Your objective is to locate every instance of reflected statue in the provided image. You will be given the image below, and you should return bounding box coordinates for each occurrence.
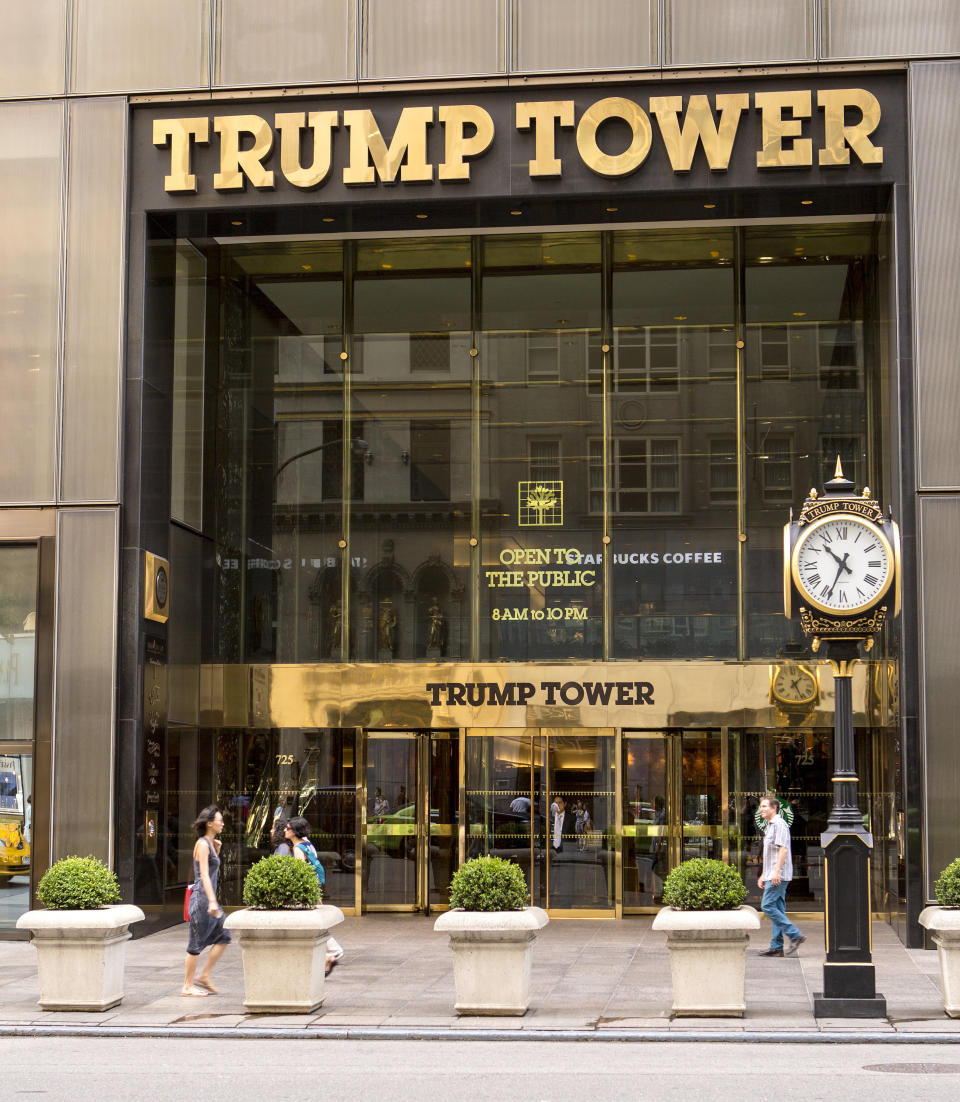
[427,599,446,652]
[327,600,342,656]
[378,598,397,653]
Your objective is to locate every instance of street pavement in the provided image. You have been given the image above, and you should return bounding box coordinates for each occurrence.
[3,1038,960,1102]
[0,913,956,1040]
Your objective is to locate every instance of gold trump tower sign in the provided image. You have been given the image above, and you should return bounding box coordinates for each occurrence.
[153,87,884,194]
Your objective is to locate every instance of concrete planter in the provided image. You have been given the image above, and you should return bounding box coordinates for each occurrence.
[919,906,960,1018]
[223,904,344,1013]
[652,905,761,1017]
[433,907,549,1015]
[16,905,146,1011]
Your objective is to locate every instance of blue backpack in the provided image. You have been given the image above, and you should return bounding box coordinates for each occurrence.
[296,841,325,887]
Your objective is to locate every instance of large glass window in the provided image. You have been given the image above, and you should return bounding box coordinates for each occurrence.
[350,238,472,662]
[610,230,738,659]
[743,223,878,657]
[156,221,882,664]
[480,233,603,660]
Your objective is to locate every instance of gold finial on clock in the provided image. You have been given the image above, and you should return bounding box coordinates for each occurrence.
[834,455,844,479]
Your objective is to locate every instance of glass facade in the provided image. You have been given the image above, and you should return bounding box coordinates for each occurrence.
[159,221,881,666]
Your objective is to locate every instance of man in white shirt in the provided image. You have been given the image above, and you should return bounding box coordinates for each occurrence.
[552,795,575,854]
[757,795,806,957]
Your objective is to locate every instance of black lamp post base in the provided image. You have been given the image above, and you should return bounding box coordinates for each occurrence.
[814,993,887,1018]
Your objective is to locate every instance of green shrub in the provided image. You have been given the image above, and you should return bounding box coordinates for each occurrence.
[934,858,960,907]
[448,856,528,912]
[662,858,747,911]
[242,855,321,909]
[36,856,122,910]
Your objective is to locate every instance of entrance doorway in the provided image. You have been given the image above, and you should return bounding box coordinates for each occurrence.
[621,730,725,910]
[363,730,458,912]
[464,728,616,916]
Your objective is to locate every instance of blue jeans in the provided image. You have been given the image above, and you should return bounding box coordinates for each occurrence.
[761,881,802,950]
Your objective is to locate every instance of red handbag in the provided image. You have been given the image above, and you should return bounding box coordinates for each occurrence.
[183,885,193,921]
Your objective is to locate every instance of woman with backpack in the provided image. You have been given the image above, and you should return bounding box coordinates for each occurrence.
[285,816,345,975]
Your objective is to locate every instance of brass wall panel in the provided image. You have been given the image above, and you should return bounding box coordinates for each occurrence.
[62,97,125,504]
[217,0,355,88]
[0,0,67,99]
[0,101,63,505]
[174,660,874,731]
[53,509,118,862]
[667,0,814,67]
[513,0,657,73]
[911,62,960,490]
[362,0,504,80]
[71,0,209,95]
[824,0,960,60]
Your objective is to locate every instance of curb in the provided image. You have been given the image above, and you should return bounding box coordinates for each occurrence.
[0,1024,958,1044]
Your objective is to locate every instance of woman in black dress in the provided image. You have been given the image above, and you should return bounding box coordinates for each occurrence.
[181,805,231,996]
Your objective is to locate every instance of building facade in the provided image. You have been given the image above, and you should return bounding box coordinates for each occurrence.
[1,2,958,944]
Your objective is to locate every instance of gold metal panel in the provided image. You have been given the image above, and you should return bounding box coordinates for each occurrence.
[179,660,873,730]
[143,552,170,624]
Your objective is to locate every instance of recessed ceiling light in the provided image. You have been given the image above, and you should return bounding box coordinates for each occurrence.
[381,263,392,269]
[709,250,720,259]
[510,209,523,216]
[416,213,428,219]
[673,315,687,321]
[606,206,619,213]
[703,203,716,210]
[792,311,807,317]
[759,256,774,262]
[801,199,813,206]
[322,217,335,223]
[301,264,312,272]
[230,220,243,227]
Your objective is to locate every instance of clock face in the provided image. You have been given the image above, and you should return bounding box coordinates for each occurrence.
[792,515,893,615]
[155,567,168,608]
[773,664,817,705]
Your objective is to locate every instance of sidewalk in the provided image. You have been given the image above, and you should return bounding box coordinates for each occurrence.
[0,915,956,1041]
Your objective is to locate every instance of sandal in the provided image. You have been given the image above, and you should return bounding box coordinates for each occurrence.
[194,977,219,994]
[181,986,209,997]
[325,958,338,976]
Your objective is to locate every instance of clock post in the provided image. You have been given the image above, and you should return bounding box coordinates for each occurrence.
[784,460,900,1018]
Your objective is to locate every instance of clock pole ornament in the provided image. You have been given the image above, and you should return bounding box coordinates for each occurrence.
[783,458,900,1019]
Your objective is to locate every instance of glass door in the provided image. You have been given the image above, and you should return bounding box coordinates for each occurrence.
[545,728,616,915]
[622,730,726,911]
[363,730,458,912]
[622,732,675,909]
[465,728,616,916]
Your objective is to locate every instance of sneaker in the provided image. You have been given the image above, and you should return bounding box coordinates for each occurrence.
[758,947,784,957]
[784,934,806,956]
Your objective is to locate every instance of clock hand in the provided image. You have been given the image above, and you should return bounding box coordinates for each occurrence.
[826,553,852,598]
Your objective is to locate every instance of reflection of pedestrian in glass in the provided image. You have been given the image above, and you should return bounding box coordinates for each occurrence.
[574,799,591,851]
[182,805,231,997]
[373,788,389,818]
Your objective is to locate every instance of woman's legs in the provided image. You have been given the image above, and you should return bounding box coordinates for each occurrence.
[182,952,205,994]
[195,942,227,990]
